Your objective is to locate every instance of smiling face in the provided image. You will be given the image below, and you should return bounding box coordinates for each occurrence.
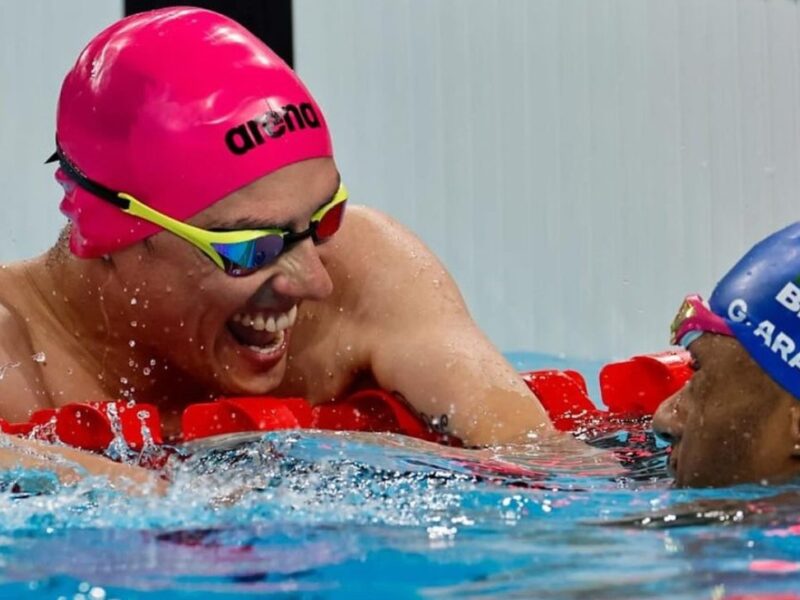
[652,334,800,487]
[107,157,339,396]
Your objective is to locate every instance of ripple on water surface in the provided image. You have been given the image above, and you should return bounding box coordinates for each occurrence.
[0,425,797,599]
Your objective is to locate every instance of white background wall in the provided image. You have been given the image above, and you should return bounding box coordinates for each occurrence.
[0,1,122,260]
[295,0,800,359]
[3,1,800,360]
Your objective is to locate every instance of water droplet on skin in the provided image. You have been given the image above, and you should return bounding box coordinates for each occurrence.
[130,321,138,328]
[129,340,136,348]
[0,361,21,380]
[31,352,46,363]
[120,377,128,385]
[149,359,156,366]
[143,367,151,376]
[130,298,138,305]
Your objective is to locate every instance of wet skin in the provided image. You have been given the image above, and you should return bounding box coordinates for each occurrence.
[652,334,800,487]
[0,159,551,452]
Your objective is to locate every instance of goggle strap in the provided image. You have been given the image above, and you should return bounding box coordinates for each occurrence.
[119,193,226,270]
[50,147,130,210]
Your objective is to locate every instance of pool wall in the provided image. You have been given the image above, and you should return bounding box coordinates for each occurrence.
[294,0,800,360]
[5,0,800,361]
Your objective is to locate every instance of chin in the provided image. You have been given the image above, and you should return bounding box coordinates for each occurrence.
[675,468,741,488]
[214,356,288,397]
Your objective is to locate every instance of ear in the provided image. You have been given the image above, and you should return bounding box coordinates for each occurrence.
[790,404,800,457]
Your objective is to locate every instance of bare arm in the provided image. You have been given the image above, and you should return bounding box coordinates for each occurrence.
[0,305,164,494]
[0,434,166,495]
[342,208,553,446]
[0,304,54,421]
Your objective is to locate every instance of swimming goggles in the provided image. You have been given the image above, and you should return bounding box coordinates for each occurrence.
[670,294,733,348]
[48,148,347,277]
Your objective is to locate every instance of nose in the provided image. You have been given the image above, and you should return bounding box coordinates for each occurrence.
[652,389,686,446]
[268,239,334,301]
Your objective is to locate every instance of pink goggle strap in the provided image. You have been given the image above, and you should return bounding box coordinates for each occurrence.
[670,294,733,348]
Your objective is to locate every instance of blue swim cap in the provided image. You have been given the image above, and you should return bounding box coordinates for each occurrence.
[709,222,800,400]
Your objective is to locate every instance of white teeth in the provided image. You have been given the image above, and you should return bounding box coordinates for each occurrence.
[233,306,298,333]
[246,330,285,354]
[276,313,290,331]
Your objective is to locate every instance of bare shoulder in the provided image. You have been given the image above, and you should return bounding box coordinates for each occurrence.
[337,206,438,260]
[0,301,34,358]
[327,206,468,318]
[0,288,48,417]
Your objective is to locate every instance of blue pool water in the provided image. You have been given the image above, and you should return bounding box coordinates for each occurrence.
[0,353,799,599]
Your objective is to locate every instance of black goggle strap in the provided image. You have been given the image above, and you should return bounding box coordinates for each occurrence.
[46,147,131,211]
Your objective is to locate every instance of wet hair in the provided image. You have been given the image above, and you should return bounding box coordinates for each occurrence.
[45,225,73,269]
[47,223,155,271]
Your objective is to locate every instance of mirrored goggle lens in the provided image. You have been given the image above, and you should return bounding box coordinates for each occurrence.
[315,200,346,240]
[212,234,285,276]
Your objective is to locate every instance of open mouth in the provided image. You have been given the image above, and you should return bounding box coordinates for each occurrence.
[227,305,298,356]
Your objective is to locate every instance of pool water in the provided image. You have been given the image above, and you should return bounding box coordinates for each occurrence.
[0,353,799,599]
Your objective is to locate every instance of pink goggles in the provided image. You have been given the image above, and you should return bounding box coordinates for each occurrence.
[670,294,733,348]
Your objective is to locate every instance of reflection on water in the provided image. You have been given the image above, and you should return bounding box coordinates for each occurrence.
[0,425,797,599]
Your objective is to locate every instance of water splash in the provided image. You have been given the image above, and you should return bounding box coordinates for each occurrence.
[0,431,790,598]
[102,403,135,464]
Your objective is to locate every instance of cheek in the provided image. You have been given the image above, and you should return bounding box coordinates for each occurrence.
[684,402,761,472]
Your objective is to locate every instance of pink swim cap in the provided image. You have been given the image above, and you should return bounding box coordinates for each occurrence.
[54,7,333,258]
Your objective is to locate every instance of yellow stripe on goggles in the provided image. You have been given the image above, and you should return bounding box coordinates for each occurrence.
[50,148,347,277]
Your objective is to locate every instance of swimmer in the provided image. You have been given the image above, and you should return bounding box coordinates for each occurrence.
[654,222,800,487]
[0,8,551,482]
